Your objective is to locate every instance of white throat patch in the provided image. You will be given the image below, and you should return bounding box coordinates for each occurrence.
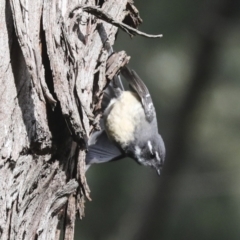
[135,146,144,163]
[135,146,141,156]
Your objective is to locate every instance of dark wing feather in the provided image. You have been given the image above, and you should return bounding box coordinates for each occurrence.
[86,130,124,167]
[102,48,125,110]
[121,66,155,122]
[102,74,124,111]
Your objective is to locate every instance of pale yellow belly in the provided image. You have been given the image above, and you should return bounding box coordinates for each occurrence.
[104,91,144,147]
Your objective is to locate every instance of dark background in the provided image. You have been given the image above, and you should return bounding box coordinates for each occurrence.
[76,0,240,239]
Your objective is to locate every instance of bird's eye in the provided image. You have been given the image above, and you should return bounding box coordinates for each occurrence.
[150,152,155,159]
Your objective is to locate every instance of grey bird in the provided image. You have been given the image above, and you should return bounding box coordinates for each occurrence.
[85,65,165,175]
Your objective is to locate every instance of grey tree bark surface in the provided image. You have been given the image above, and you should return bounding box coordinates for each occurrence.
[0,0,141,239]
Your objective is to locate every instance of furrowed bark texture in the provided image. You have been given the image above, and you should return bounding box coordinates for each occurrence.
[0,0,140,239]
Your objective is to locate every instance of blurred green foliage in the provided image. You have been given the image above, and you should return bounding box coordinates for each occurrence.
[76,0,240,239]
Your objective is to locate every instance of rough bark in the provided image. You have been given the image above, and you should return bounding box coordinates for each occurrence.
[0,0,142,239]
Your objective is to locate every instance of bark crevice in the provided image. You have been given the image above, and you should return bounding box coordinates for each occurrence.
[0,0,152,239]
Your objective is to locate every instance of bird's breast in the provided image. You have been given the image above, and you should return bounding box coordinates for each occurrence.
[104,91,144,148]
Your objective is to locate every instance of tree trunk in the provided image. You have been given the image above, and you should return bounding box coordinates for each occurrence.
[0,0,141,239]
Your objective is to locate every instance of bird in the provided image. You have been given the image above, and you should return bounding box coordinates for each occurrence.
[85,65,165,175]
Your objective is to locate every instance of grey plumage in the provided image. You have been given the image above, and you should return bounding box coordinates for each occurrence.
[85,130,123,170]
[85,65,166,175]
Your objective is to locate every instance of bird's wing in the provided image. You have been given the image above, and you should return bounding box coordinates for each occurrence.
[121,66,155,122]
[102,73,124,109]
[102,44,125,109]
[85,130,124,168]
